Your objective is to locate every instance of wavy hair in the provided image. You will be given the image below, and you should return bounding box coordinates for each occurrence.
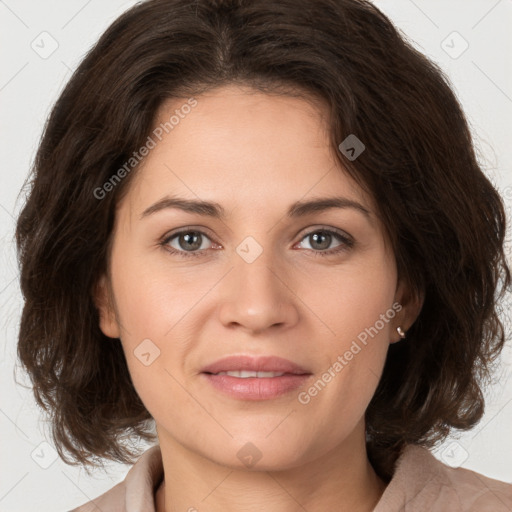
[15,0,511,479]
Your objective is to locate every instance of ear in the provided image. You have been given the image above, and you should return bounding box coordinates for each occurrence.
[390,279,424,343]
[93,274,121,339]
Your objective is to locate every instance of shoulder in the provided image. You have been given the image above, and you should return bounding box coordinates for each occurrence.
[69,444,163,512]
[375,444,512,512]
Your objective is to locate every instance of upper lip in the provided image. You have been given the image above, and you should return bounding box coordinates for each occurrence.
[201,355,311,375]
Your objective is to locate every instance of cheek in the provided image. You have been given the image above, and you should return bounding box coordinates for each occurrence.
[303,259,397,410]
[311,258,397,350]
[109,246,203,340]
[108,252,216,408]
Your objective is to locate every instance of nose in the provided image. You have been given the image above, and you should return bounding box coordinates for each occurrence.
[217,247,300,335]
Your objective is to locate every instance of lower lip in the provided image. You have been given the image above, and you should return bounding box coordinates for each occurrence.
[202,373,312,400]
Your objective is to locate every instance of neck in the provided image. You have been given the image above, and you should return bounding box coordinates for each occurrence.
[155,423,387,512]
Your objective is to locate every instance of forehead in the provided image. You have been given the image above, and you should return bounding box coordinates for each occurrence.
[121,85,374,219]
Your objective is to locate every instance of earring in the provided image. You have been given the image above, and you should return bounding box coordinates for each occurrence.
[396,326,406,339]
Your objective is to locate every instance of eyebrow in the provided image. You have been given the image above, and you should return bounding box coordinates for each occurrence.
[140,195,371,220]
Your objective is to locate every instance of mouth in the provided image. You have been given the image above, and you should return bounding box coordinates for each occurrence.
[200,355,313,400]
[212,370,289,378]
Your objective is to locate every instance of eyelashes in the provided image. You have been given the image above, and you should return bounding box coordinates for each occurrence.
[159,227,355,259]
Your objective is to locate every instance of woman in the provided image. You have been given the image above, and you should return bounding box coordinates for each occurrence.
[15,0,512,510]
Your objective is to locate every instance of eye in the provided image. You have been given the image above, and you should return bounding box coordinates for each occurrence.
[160,227,354,259]
[296,228,354,257]
[161,230,216,258]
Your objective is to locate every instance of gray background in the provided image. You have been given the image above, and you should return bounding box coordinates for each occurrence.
[1,0,511,510]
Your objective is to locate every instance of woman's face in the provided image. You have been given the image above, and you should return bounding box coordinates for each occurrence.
[97,84,416,470]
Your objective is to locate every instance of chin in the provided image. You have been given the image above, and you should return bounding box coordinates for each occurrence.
[201,434,317,472]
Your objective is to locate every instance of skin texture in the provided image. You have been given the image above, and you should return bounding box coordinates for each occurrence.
[95,84,422,511]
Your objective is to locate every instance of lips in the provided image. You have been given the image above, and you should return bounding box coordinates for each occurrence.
[200,355,312,400]
[215,370,286,378]
[201,355,310,376]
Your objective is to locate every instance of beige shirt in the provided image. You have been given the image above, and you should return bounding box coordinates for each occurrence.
[70,444,512,511]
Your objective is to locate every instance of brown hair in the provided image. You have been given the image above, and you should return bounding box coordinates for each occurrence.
[15,0,511,479]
